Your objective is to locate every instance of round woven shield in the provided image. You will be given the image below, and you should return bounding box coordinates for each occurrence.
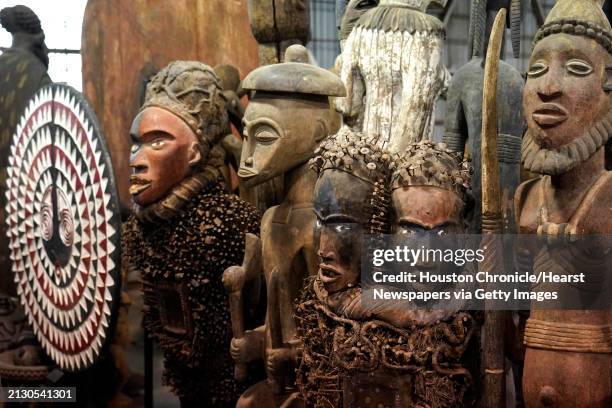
[4,84,121,371]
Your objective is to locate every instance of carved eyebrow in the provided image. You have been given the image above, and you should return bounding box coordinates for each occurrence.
[322,213,359,224]
[139,130,175,142]
[244,117,284,137]
[398,218,456,231]
[313,209,359,224]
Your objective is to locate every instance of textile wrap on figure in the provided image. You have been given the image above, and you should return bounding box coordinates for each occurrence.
[338,3,450,154]
[295,278,479,408]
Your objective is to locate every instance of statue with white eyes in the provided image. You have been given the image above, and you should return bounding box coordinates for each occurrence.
[224,45,344,407]
[515,1,612,406]
[122,61,260,407]
[295,136,479,408]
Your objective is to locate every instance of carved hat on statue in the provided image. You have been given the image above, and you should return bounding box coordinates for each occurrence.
[391,141,472,199]
[242,45,346,97]
[534,0,612,53]
[0,5,48,67]
[141,61,228,160]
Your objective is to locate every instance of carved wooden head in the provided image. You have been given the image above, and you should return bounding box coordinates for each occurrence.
[129,61,227,206]
[238,46,344,187]
[129,107,202,206]
[0,5,48,67]
[311,127,392,293]
[522,0,612,174]
[390,142,471,287]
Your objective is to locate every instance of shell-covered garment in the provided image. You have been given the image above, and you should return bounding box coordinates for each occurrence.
[123,181,260,406]
[338,4,450,154]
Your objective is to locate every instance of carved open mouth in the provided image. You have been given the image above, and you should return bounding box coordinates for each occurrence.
[532,103,568,128]
[129,177,151,196]
[319,264,342,283]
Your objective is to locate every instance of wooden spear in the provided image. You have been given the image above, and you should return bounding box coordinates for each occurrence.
[481,7,507,408]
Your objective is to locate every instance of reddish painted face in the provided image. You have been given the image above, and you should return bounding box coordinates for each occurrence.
[129,107,202,206]
[392,186,464,233]
[523,34,610,149]
[392,186,465,288]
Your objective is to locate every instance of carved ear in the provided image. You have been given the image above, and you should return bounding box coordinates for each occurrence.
[314,119,329,143]
[604,66,612,92]
[188,141,203,167]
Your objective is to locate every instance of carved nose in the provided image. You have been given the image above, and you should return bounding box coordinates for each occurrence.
[537,75,562,101]
[244,157,254,167]
[537,89,562,102]
[317,250,336,264]
[131,164,147,174]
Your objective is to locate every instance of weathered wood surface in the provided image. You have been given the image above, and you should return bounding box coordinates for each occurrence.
[338,2,450,154]
[82,0,259,206]
[248,0,310,64]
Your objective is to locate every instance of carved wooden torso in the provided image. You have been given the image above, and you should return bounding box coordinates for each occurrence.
[262,201,317,346]
[515,173,612,408]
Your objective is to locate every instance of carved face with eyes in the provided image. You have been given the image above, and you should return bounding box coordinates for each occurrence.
[524,34,611,149]
[313,169,375,293]
[392,186,464,235]
[392,186,464,282]
[238,93,333,188]
[129,107,202,206]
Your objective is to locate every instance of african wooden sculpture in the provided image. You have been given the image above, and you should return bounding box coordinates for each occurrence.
[0,295,51,385]
[336,0,380,50]
[215,63,245,171]
[82,0,259,209]
[443,0,524,234]
[515,0,612,406]
[248,0,310,65]
[0,5,51,295]
[122,61,260,407]
[225,45,344,407]
[337,0,450,153]
[296,136,479,407]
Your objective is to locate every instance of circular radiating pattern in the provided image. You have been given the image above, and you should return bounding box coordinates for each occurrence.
[4,84,120,372]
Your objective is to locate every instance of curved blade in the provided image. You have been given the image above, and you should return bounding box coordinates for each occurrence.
[481,8,507,234]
